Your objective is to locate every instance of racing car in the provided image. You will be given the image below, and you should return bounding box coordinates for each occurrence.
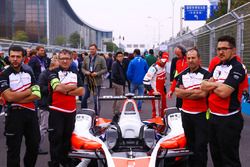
[69,93,192,167]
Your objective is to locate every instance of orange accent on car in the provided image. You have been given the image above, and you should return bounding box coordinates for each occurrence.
[96,117,111,126]
[71,133,102,150]
[145,116,164,125]
[113,157,151,167]
[160,134,186,149]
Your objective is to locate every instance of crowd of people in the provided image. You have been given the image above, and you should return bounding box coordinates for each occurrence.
[0,35,248,167]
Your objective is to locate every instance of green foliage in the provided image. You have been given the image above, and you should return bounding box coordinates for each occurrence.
[231,0,249,9]
[40,37,47,44]
[69,31,81,48]
[55,36,67,46]
[207,0,249,22]
[13,31,28,41]
[105,42,119,52]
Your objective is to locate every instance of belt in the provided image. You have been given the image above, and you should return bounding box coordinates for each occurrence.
[11,106,24,110]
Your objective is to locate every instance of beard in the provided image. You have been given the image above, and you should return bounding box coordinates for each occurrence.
[11,62,22,71]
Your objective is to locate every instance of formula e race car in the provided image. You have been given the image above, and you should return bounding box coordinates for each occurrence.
[69,93,192,167]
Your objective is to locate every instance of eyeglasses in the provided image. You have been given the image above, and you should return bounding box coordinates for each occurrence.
[59,57,71,61]
[217,47,232,52]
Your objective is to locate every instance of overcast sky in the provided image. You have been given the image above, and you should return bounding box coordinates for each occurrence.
[68,0,211,48]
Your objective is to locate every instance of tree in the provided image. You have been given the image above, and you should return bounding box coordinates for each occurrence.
[55,36,67,46]
[207,0,249,22]
[40,37,47,44]
[69,31,81,48]
[13,30,28,41]
[105,42,119,52]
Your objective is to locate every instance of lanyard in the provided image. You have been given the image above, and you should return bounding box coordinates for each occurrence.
[89,55,96,72]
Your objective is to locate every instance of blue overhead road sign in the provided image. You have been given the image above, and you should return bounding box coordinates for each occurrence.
[210,5,218,18]
[184,5,207,21]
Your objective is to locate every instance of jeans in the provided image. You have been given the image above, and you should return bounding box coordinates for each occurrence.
[38,108,49,150]
[81,84,101,115]
[112,83,124,114]
[130,83,144,110]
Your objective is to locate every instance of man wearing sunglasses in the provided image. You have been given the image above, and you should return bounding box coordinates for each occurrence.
[201,35,245,167]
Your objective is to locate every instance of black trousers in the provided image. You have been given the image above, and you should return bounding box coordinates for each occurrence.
[209,112,243,167]
[181,111,208,167]
[176,97,182,109]
[48,110,76,167]
[5,108,40,167]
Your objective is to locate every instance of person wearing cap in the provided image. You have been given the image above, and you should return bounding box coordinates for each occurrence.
[143,52,169,118]
[175,48,210,167]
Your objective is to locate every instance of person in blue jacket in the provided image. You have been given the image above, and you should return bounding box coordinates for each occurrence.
[126,49,148,111]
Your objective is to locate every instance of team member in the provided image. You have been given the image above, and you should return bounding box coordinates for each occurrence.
[81,44,107,115]
[201,36,245,167]
[167,45,188,109]
[209,54,249,93]
[0,45,41,167]
[47,49,84,167]
[143,52,169,118]
[175,48,210,167]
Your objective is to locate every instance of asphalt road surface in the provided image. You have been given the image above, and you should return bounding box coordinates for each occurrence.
[0,80,250,167]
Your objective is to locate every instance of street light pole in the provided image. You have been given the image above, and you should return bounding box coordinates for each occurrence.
[46,0,50,45]
[158,20,160,45]
[79,26,82,49]
[227,0,231,12]
[147,16,161,45]
[180,7,183,36]
[119,35,121,49]
[171,0,176,38]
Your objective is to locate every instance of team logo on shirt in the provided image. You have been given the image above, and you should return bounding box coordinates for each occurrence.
[232,71,243,80]
[58,71,77,85]
[9,72,31,91]
[182,72,204,90]
[213,65,232,83]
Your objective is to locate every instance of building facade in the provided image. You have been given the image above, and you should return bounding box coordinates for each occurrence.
[0,0,112,49]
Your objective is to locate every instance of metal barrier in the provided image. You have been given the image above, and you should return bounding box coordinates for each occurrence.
[0,38,91,58]
[167,2,250,73]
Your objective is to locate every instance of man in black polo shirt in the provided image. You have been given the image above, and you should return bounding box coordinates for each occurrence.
[175,48,210,167]
[201,36,245,167]
[0,45,41,167]
[47,49,84,167]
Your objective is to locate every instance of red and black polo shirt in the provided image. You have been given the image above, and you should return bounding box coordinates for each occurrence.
[0,64,37,111]
[209,57,245,116]
[177,66,210,113]
[48,67,83,113]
